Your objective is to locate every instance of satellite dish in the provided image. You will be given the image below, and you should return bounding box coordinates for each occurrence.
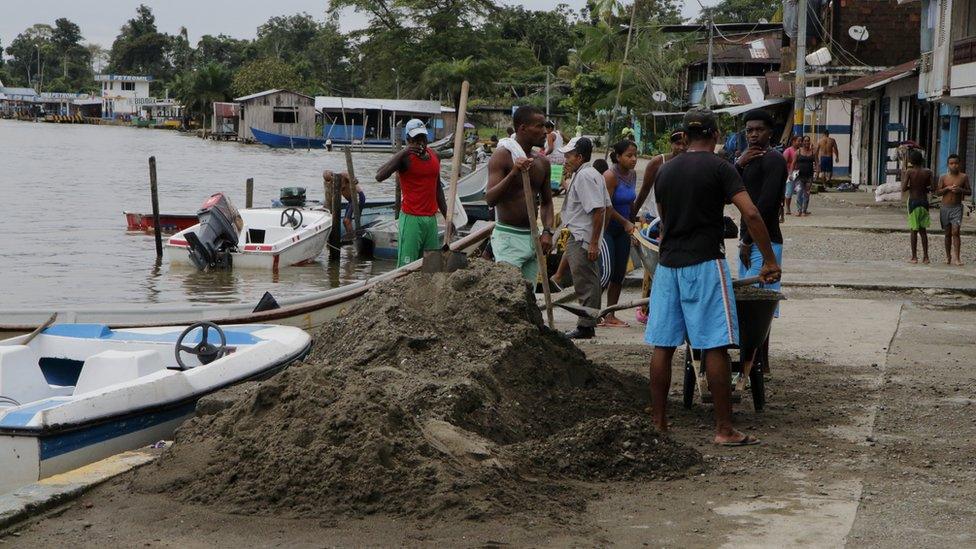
[652,91,667,102]
[848,25,869,42]
[759,18,769,24]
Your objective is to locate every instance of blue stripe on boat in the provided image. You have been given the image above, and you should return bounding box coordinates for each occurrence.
[43,324,266,345]
[0,398,72,428]
[39,402,196,460]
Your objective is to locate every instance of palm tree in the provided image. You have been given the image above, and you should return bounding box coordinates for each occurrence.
[418,57,496,109]
[176,63,233,128]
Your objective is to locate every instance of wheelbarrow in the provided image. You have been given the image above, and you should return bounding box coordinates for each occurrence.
[682,285,784,412]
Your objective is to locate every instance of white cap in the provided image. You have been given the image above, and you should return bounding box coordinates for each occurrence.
[558,136,582,154]
[405,118,428,138]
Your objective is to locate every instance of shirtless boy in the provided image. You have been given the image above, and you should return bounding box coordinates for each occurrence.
[936,154,971,266]
[900,150,934,264]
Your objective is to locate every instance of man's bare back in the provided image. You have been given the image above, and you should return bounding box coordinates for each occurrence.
[902,167,934,201]
[817,136,837,159]
[938,172,971,206]
[486,146,552,228]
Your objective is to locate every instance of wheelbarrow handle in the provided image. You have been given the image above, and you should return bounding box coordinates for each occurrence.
[732,276,762,287]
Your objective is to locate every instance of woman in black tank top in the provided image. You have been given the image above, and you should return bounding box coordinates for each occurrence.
[795,136,816,216]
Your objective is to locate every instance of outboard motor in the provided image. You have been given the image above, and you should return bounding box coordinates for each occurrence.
[184,193,242,271]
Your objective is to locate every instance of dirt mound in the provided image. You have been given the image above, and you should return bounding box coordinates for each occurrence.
[514,415,703,481]
[133,260,701,519]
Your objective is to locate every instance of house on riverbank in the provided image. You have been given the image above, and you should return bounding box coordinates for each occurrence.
[97,74,152,120]
[235,89,315,142]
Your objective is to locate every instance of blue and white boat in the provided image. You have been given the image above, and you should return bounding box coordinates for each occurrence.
[0,322,311,495]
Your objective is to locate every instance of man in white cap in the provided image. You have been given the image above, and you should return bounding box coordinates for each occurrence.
[559,136,611,339]
[376,118,448,267]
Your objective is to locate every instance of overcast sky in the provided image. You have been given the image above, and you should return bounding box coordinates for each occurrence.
[0,0,717,51]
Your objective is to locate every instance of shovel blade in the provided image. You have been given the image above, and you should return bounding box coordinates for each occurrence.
[421,248,468,273]
[555,302,601,320]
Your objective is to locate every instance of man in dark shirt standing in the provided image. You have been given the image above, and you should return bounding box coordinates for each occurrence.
[645,108,781,446]
[734,109,787,392]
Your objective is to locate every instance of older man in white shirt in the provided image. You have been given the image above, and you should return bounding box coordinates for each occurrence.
[558,136,612,339]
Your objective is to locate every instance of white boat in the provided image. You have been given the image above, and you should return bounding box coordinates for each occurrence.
[164,206,331,270]
[363,189,470,260]
[0,322,311,495]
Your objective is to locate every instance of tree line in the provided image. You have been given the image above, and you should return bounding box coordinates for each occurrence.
[0,0,779,131]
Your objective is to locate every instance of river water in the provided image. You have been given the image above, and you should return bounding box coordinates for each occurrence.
[0,119,399,309]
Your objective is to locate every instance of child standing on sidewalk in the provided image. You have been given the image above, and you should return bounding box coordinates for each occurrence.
[937,154,971,266]
[901,149,934,264]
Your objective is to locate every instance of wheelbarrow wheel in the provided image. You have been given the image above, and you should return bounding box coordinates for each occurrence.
[750,367,765,412]
[683,347,696,409]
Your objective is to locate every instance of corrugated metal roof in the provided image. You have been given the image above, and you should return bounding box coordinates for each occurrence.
[822,60,918,97]
[0,87,39,98]
[714,97,791,116]
[315,96,443,115]
[234,89,313,102]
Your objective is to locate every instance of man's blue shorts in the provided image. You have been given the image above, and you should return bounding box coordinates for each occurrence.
[819,156,833,173]
[738,242,783,317]
[644,259,739,349]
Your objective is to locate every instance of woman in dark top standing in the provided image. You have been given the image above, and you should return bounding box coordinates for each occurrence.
[600,140,637,327]
[794,135,816,216]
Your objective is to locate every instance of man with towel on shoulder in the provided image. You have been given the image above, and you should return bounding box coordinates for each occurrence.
[485,105,555,283]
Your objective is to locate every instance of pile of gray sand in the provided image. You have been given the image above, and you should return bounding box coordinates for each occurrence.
[132,260,702,519]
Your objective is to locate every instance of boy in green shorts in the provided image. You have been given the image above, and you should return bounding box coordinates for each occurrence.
[901,149,934,264]
[375,119,448,267]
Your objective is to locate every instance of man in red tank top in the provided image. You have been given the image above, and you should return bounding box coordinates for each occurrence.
[376,119,448,266]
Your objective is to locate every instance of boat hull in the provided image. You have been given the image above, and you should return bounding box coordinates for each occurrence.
[124,211,197,234]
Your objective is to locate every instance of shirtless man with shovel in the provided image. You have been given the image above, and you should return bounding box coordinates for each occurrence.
[485,106,555,284]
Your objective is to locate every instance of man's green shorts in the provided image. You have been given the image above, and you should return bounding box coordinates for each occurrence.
[491,222,538,282]
[907,205,930,231]
[397,213,440,267]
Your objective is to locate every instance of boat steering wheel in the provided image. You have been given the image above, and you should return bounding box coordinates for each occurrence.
[281,208,303,229]
[175,322,227,370]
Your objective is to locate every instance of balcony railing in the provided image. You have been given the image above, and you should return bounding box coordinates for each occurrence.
[954,36,976,65]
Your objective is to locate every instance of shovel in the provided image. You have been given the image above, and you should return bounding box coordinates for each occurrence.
[555,276,762,321]
[422,81,470,273]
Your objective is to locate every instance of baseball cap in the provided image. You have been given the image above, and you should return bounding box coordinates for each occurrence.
[558,136,593,156]
[405,118,428,138]
[669,130,685,143]
[683,107,718,134]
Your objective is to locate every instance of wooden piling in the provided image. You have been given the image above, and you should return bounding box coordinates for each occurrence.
[343,146,361,237]
[245,178,254,208]
[148,156,162,258]
[393,122,402,219]
[326,173,341,261]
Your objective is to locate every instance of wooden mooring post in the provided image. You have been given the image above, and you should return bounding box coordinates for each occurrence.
[148,156,163,258]
[325,173,341,261]
[245,178,254,208]
[343,146,361,240]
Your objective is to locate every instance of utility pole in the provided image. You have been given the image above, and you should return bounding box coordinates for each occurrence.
[704,19,715,108]
[793,0,808,136]
[606,0,639,158]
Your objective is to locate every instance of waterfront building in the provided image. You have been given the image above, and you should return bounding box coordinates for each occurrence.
[96,74,152,119]
[235,89,316,142]
[0,85,40,116]
[314,96,449,143]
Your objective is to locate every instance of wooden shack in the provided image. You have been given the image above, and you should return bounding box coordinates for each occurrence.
[235,89,315,142]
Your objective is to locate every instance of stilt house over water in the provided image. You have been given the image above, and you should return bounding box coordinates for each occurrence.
[235,89,316,142]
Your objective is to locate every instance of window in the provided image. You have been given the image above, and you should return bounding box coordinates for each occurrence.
[121,82,135,91]
[273,107,298,124]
